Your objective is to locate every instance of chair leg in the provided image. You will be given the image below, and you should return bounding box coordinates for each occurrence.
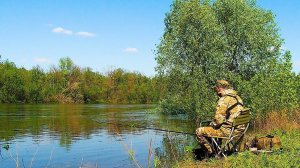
[211,138,221,151]
[225,135,245,154]
[211,138,227,158]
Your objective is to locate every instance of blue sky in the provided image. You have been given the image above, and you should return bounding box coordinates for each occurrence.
[0,0,299,76]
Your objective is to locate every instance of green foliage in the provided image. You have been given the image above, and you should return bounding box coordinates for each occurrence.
[184,145,194,152]
[59,57,74,75]
[156,0,226,118]
[154,156,161,168]
[28,66,45,103]
[238,51,298,118]
[296,73,300,104]
[81,67,106,103]
[0,60,26,103]
[0,57,162,104]
[155,0,298,120]
[128,149,134,161]
[104,68,160,104]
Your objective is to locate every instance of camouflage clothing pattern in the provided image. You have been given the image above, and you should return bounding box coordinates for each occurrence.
[196,88,245,154]
[215,79,230,88]
[214,89,244,128]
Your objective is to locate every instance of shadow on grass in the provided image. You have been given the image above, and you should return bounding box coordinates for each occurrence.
[192,148,213,161]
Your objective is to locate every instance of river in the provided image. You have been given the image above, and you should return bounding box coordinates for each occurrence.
[0,104,197,168]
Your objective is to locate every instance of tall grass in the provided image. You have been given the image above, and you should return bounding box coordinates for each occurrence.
[254,111,300,133]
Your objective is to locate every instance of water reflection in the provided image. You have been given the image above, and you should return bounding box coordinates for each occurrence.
[0,104,197,167]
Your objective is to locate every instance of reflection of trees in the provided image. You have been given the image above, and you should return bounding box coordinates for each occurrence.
[0,104,155,148]
[60,132,72,150]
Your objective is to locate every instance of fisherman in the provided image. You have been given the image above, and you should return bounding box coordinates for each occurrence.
[196,80,245,155]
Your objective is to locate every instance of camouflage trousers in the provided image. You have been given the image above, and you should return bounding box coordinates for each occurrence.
[195,126,230,154]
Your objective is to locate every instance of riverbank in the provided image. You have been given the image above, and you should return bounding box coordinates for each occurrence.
[176,111,300,168]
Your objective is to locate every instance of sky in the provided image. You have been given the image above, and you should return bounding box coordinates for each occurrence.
[0,0,299,76]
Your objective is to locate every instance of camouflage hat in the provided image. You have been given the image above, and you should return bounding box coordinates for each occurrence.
[215,80,230,88]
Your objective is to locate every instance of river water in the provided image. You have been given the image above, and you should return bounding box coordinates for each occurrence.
[0,104,197,168]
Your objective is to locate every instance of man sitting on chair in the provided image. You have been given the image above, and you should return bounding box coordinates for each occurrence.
[196,80,245,155]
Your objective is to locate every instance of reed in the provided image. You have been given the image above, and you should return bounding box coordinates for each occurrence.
[112,124,142,168]
[253,110,300,133]
[147,139,153,168]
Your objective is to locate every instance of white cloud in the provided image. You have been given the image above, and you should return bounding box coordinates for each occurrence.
[51,26,95,37]
[123,47,138,53]
[52,27,73,35]
[76,31,95,37]
[34,57,50,63]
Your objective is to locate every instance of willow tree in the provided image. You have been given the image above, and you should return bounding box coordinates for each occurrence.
[156,0,296,119]
[156,0,228,119]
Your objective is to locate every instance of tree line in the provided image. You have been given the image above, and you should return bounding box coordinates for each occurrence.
[0,56,165,104]
[155,0,300,120]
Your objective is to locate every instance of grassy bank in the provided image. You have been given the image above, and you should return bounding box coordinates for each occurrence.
[176,111,300,168]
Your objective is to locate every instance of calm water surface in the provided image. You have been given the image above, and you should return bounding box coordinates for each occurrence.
[0,104,196,168]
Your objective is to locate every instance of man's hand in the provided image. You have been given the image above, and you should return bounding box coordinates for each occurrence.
[210,121,221,129]
[209,121,216,127]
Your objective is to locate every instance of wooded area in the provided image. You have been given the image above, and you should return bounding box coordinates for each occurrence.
[0,56,165,104]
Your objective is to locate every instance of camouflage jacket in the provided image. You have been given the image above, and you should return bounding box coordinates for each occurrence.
[213,89,244,128]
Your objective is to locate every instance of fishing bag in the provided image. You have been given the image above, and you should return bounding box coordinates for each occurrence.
[252,135,282,151]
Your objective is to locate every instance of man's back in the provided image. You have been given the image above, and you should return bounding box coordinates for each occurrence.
[196,80,245,155]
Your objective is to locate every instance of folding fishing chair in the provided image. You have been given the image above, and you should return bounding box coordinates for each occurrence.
[209,108,251,157]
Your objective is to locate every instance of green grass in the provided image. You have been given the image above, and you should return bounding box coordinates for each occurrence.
[177,130,300,168]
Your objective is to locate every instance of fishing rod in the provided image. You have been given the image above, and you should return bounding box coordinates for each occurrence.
[91,118,198,135]
[89,114,215,136]
[141,127,196,135]
[141,120,213,135]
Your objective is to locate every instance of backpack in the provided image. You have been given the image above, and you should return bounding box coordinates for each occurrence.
[252,135,282,151]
